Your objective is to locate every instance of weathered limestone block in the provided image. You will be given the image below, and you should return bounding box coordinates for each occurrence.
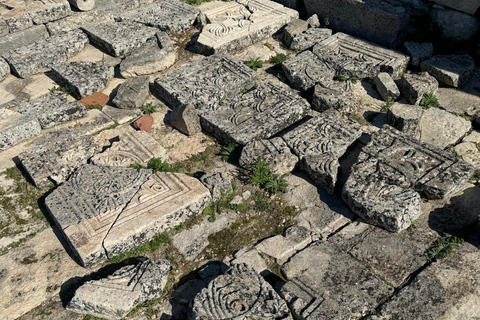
[46,10,115,35]
[67,258,170,319]
[397,72,438,105]
[289,27,332,51]
[101,106,141,125]
[402,41,433,67]
[117,0,200,33]
[3,29,89,78]
[421,54,476,88]
[199,81,310,145]
[374,72,400,102]
[18,130,100,187]
[282,109,362,194]
[430,8,479,42]
[306,14,320,27]
[91,131,168,167]
[283,19,308,47]
[0,0,70,30]
[386,102,423,136]
[170,104,202,136]
[77,110,116,136]
[239,138,298,176]
[0,24,49,56]
[189,263,293,320]
[431,0,480,15]
[52,61,114,99]
[0,15,9,36]
[153,54,256,110]
[0,109,41,151]
[112,76,150,109]
[312,32,409,79]
[0,57,9,82]
[68,0,95,11]
[455,142,480,170]
[199,171,232,202]
[311,81,359,113]
[296,204,354,240]
[11,91,87,129]
[81,21,158,57]
[280,241,393,319]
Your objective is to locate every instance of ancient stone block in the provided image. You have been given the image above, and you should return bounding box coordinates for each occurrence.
[77,110,116,136]
[374,72,400,102]
[0,109,41,151]
[79,92,110,109]
[18,130,100,187]
[311,81,359,113]
[0,15,8,36]
[306,14,320,27]
[52,61,114,100]
[81,21,158,57]
[199,81,310,145]
[68,0,95,11]
[283,19,308,47]
[153,54,256,110]
[199,171,232,202]
[101,106,141,125]
[386,102,423,136]
[397,72,438,105]
[46,10,115,35]
[312,32,409,79]
[420,54,476,88]
[11,91,87,129]
[431,0,480,15]
[91,130,168,167]
[170,104,202,136]
[296,204,354,240]
[0,25,49,56]
[430,8,479,42]
[112,76,150,109]
[282,109,362,194]
[0,58,9,82]
[67,258,170,319]
[289,27,332,51]
[0,0,70,30]
[402,41,433,67]
[189,263,293,320]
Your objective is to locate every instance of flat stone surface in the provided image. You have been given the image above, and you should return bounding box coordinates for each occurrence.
[279,241,393,320]
[430,8,479,42]
[374,72,400,102]
[79,92,110,109]
[3,29,89,78]
[46,8,115,35]
[12,91,87,129]
[101,106,141,125]
[18,130,100,187]
[67,258,170,319]
[386,101,423,136]
[133,114,154,132]
[0,15,8,36]
[0,24,49,56]
[0,109,41,151]
[311,81,359,113]
[199,171,232,202]
[402,41,433,67]
[397,72,438,105]
[0,0,70,28]
[290,27,332,51]
[52,61,114,99]
[112,76,149,109]
[296,204,354,240]
[76,110,116,135]
[420,54,476,88]
[189,263,293,320]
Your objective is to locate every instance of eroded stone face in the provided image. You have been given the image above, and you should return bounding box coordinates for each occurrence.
[420,54,476,88]
[290,27,332,51]
[0,109,41,151]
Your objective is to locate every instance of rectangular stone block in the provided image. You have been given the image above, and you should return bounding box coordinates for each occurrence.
[0,109,41,151]
[0,24,49,56]
[0,15,9,36]
[431,0,480,15]
[46,10,115,35]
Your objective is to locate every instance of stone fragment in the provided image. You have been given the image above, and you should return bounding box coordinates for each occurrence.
[421,54,476,88]
[0,57,9,82]
[199,81,310,145]
[52,62,114,100]
[0,109,41,151]
[189,263,293,320]
[283,19,308,47]
[282,109,362,194]
[239,138,298,176]
[431,0,480,15]
[117,0,200,33]
[430,8,479,42]
[0,25,49,56]
[0,15,8,36]
[91,130,168,167]
[79,92,110,109]
[112,76,150,109]
[133,114,154,132]
[153,54,256,110]
[3,29,89,78]
[402,41,433,67]
[101,106,141,125]
[374,72,400,101]
[67,258,170,319]
[306,14,320,27]
[1,0,70,30]
[311,81,359,113]
[386,101,423,136]
[455,142,480,170]
[280,241,393,319]
[397,72,438,105]
[296,204,354,240]
[231,249,268,275]
[18,130,100,187]
[68,0,95,11]
[289,27,332,51]
[170,104,202,136]
[199,171,232,202]
[77,110,116,136]
[11,91,87,129]
[46,9,114,35]
[313,32,410,78]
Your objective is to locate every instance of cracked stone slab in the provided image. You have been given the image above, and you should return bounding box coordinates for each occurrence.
[312,32,409,79]
[420,54,476,88]
[397,72,438,105]
[374,72,400,102]
[0,109,41,151]
[0,24,49,56]
[282,109,362,194]
[18,130,100,187]
[52,61,114,99]
[290,27,332,51]
[112,76,150,109]
[76,110,116,136]
[189,263,293,320]
[46,9,115,35]
[311,81,359,113]
[3,29,89,78]
[67,258,170,319]
[296,204,354,240]
[11,91,87,129]
[101,106,142,125]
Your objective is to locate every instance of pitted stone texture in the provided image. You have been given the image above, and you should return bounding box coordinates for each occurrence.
[431,0,480,15]
[283,19,308,47]
[281,50,335,91]
[194,0,298,54]
[199,171,232,202]
[343,125,474,232]
[153,54,256,110]
[117,0,200,33]
[52,61,114,99]
[421,54,476,88]
[3,29,89,78]
[397,72,438,105]
[402,41,433,67]
[67,258,170,319]
[239,138,298,176]
[91,131,168,167]
[170,104,202,136]
[0,109,41,151]
[283,109,362,194]
[11,91,87,129]
[68,0,95,11]
[311,81,359,113]
[200,81,310,145]
[101,106,141,125]
[77,110,116,136]
[0,15,8,36]
[386,102,423,136]
[289,27,332,51]
[0,57,9,82]
[296,204,354,240]
[430,8,479,42]
[189,263,293,320]
[312,32,409,79]
[306,14,320,27]
[280,241,393,320]
[46,9,114,35]
[374,72,400,102]
[18,130,100,187]
[112,76,149,109]
[81,21,158,57]
[0,25,49,56]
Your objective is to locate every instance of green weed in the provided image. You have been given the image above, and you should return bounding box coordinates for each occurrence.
[264,175,288,194]
[381,100,394,112]
[244,58,263,71]
[269,53,288,65]
[140,102,162,114]
[419,92,439,109]
[250,158,272,187]
[426,233,464,260]
[48,86,71,96]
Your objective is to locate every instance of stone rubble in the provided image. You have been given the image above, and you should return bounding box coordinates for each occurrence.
[402,41,433,67]
[374,72,400,102]
[421,54,476,87]
[283,19,308,47]
[0,57,9,82]
[170,103,203,136]
[0,24,49,56]
[112,76,150,109]
[289,27,332,51]
[397,72,438,105]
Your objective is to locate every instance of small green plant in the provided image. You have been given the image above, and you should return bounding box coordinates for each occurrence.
[244,57,263,71]
[147,157,177,172]
[264,175,288,195]
[335,75,358,84]
[264,42,273,50]
[220,143,239,163]
[48,86,71,96]
[250,158,272,187]
[270,53,288,65]
[408,220,419,232]
[426,233,464,260]
[419,92,439,109]
[140,102,161,114]
[381,100,394,112]
[324,17,330,27]
[202,184,245,223]
[130,163,146,171]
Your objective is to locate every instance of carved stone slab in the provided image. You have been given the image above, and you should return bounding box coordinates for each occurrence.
[0,109,41,151]
[343,125,474,232]
[189,263,293,320]
[91,131,169,167]
[282,109,362,194]
[312,32,409,79]
[153,54,257,110]
[199,81,310,145]
[311,81,359,114]
[290,27,332,51]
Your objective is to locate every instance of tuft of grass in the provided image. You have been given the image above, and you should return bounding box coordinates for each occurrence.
[202,184,245,223]
[324,17,330,27]
[244,57,263,71]
[140,102,162,114]
[220,143,240,163]
[381,100,394,112]
[419,92,439,109]
[264,42,273,50]
[426,233,464,261]
[264,175,288,195]
[129,163,146,171]
[48,86,71,96]
[407,220,419,232]
[335,75,359,84]
[108,231,172,264]
[270,53,288,65]
[147,157,178,173]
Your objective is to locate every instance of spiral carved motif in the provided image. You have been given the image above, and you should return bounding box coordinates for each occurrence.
[209,24,233,37]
